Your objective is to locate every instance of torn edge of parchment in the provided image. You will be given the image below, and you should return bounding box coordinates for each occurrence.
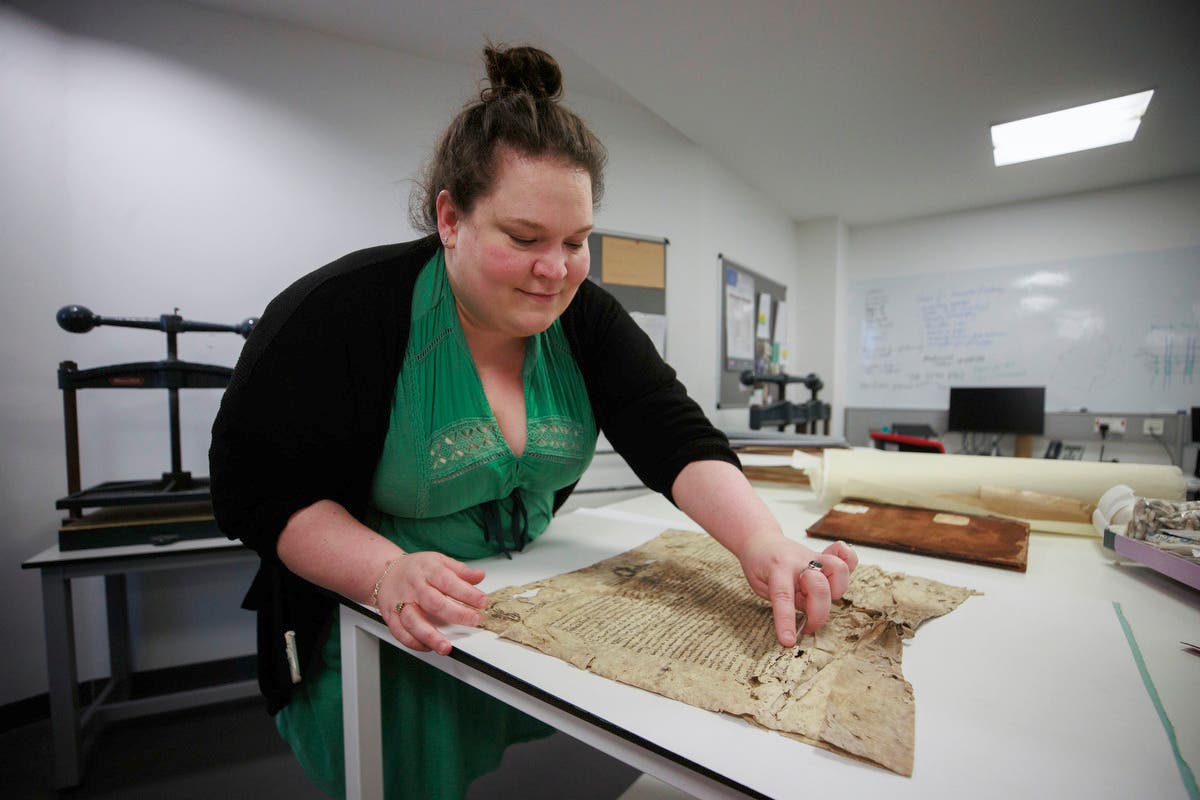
[481,529,980,776]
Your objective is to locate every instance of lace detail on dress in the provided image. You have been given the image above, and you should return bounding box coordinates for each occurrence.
[427,415,589,483]
[524,416,588,461]
[428,419,507,483]
[411,327,452,363]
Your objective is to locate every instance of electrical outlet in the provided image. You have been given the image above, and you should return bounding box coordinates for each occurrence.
[1143,418,1164,435]
[1093,416,1126,434]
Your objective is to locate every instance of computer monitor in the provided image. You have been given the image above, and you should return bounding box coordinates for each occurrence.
[947,386,1045,435]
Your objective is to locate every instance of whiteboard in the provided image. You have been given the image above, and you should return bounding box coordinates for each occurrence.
[846,246,1200,412]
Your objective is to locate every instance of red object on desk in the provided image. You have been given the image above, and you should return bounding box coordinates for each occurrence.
[869,431,945,454]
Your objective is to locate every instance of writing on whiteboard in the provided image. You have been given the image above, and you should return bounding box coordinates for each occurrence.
[1142,322,1198,389]
[859,285,1026,396]
[847,247,1200,411]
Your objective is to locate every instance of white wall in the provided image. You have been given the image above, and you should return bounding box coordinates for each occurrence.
[0,0,811,705]
[842,175,1200,461]
[793,217,846,432]
[563,92,812,431]
[847,175,1200,279]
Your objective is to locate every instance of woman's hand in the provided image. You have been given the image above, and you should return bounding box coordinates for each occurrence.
[276,501,489,656]
[736,535,858,647]
[378,552,489,656]
[670,460,861,647]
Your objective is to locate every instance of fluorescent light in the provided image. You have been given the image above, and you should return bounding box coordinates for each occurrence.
[991,90,1153,166]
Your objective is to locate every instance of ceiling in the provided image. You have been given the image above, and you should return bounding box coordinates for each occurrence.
[189,0,1200,226]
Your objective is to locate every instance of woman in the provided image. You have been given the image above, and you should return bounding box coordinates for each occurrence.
[210,44,856,799]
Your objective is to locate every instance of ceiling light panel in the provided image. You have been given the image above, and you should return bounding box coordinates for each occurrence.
[992,90,1154,166]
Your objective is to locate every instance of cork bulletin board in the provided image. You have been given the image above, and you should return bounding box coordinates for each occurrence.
[587,231,668,357]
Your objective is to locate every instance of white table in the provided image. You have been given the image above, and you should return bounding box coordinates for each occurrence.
[340,486,1200,799]
[23,537,258,788]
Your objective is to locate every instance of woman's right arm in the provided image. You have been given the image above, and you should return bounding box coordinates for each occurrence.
[277,499,488,655]
[210,241,478,656]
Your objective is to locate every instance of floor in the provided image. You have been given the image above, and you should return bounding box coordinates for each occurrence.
[0,696,643,799]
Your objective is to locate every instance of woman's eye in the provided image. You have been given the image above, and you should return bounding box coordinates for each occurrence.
[509,235,535,246]
[565,241,584,251]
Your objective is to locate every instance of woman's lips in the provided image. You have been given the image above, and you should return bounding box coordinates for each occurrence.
[517,288,558,302]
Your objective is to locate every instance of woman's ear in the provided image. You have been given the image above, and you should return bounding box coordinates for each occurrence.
[435,190,459,249]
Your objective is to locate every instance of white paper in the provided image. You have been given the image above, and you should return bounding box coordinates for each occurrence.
[756,292,773,339]
[791,449,823,472]
[629,311,667,358]
[773,300,787,346]
[725,275,756,362]
[736,453,797,468]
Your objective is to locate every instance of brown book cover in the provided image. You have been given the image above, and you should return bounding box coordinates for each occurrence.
[807,499,1029,572]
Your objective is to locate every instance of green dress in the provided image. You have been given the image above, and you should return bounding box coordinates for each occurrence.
[275,250,597,798]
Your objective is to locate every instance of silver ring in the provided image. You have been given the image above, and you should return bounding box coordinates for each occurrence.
[807,560,823,571]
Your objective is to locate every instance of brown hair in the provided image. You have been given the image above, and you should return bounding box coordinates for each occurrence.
[411,44,607,234]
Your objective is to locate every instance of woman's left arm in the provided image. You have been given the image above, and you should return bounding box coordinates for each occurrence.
[671,459,858,647]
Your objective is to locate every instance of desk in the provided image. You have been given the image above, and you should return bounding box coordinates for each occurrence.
[340,488,1199,799]
[22,537,258,788]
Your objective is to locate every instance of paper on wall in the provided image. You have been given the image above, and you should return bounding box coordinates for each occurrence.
[725,273,755,362]
[629,311,667,358]
[773,300,788,367]
[756,292,773,339]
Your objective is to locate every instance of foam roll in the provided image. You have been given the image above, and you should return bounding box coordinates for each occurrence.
[810,449,1185,509]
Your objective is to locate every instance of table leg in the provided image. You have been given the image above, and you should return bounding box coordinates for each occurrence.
[105,574,132,697]
[341,606,383,800]
[41,566,82,788]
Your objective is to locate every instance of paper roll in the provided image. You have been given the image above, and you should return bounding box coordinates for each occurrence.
[806,449,1185,536]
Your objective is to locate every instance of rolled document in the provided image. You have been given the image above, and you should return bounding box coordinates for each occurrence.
[806,449,1185,536]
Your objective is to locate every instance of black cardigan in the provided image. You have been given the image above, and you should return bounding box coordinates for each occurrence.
[209,234,738,713]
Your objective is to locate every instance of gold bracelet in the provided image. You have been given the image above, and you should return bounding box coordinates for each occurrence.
[369,556,402,608]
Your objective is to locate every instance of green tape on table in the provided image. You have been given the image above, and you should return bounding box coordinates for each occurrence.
[1113,601,1198,799]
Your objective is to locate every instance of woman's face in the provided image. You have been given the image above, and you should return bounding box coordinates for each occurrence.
[439,148,593,342]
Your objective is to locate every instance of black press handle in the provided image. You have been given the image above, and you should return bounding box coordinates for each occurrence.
[57,305,257,339]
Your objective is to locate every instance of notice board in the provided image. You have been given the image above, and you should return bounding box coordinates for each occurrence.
[587,231,668,358]
[718,255,788,408]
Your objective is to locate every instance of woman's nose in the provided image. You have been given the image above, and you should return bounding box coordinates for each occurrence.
[532,251,568,281]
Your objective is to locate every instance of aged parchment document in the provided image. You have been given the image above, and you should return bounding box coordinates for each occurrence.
[480,530,978,775]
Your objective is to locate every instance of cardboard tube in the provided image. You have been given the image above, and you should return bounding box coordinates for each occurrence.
[807,449,1185,536]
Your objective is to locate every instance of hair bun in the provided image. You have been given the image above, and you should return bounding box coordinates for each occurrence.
[483,44,563,101]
